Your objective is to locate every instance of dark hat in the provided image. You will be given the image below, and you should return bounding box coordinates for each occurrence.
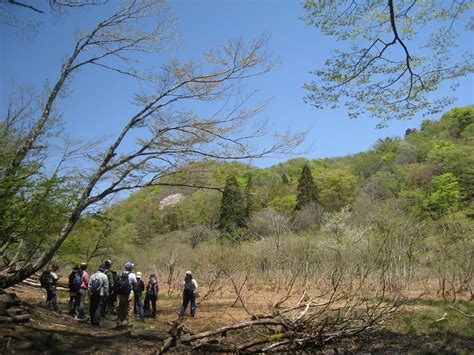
[99,264,106,272]
[104,259,112,267]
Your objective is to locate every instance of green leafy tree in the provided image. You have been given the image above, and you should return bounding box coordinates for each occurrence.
[425,173,462,218]
[268,194,297,212]
[174,190,221,229]
[295,164,318,210]
[303,0,473,123]
[374,138,401,168]
[1,114,78,276]
[439,106,474,139]
[351,150,384,179]
[317,168,358,210]
[428,141,471,175]
[57,213,113,265]
[219,175,246,231]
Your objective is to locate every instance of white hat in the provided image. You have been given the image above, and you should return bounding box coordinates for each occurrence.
[136,271,142,278]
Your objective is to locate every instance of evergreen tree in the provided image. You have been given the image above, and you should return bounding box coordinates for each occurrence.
[219,175,245,231]
[295,164,318,210]
[281,173,290,185]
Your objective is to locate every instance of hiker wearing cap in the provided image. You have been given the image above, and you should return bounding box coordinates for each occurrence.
[116,262,137,327]
[75,263,89,319]
[178,271,198,317]
[88,264,109,327]
[144,274,159,318]
[133,271,145,320]
[101,259,115,317]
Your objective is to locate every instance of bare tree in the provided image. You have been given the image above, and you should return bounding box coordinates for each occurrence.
[248,210,293,257]
[5,0,106,14]
[159,256,400,353]
[156,217,403,353]
[0,1,303,288]
[1,0,107,34]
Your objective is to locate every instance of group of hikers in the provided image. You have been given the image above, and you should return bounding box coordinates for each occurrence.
[40,261,198,328]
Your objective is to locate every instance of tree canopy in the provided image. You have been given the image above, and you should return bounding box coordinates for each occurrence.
[303,0,473,123]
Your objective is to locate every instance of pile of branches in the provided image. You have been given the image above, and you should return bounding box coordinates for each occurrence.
[160,271,401,353]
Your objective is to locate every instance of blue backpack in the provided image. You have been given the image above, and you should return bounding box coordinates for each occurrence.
[70,271,82,291]
[89,275,102,295]
[115,272,131,295]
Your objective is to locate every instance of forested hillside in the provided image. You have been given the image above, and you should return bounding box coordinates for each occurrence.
[58,106,473,302]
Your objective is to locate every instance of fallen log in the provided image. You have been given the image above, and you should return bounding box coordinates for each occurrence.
[130,330,169,341]
[6,307,23,317]
[160,336,175,354]
[0,293,21,308]
[0,314,30,323]
[21,278,68,291]
[26,321,130,338]
[180,318,282,343]
[26,320,170,342]
[192,338,235,352]
[237,338,274,352]
[0,292,23,317]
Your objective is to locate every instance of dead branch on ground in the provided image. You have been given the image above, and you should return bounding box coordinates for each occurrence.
[160,272,400,353]
[447,304,474,319]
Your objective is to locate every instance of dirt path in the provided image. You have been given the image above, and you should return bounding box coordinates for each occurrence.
[0,283,257,353]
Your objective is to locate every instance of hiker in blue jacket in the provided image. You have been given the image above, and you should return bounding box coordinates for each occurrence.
[68,265,81,316]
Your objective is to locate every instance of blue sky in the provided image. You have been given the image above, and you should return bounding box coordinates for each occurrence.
[1,0,473,168]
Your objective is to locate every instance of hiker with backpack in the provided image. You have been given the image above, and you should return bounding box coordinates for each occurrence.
[101,259,115,317]
[108,269,118,315]
[116,262,137,328]
[88,264,109,327]
[133,271,145,320]
[68,265,82,316]
[40,265,60,312]
[178,271,198,317]
[144,274,159,318]
[75,262,89,319]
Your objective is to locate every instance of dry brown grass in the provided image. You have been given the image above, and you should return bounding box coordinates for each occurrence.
[1,280,472,353]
